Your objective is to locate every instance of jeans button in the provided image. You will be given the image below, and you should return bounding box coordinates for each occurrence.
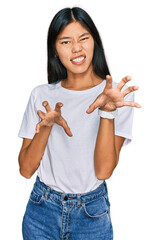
[64,196,68,200]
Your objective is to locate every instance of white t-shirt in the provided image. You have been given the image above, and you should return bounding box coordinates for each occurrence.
[18,79,134,194]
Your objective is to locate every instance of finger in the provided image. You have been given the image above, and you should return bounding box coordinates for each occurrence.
[86,101,101,114]
[55,102,63,112]
[105,75,112,89]
[36,122,40,133]
[42,101,52,112]
[86,94,102,113]
[117,76,132,90]
[123,101,142,108]
[37,110,45,120]
[36,120,45,133]
[62,119,73,137]
[122,85,139,97]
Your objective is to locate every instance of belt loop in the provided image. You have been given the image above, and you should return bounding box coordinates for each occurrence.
[104,181,108,194]
[77,194,81,207]
[44,186,51,200]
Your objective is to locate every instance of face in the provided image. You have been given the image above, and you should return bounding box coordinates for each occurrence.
[55,21,94,75]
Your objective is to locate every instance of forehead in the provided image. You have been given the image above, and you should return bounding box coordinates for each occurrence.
[57,21,89,38]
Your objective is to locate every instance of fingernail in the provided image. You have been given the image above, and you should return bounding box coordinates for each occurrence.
[138,104,142,108]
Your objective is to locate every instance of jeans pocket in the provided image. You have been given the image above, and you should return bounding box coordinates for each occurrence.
[82,195,109,218]
[29,185,45,205]
[103,193,113,225]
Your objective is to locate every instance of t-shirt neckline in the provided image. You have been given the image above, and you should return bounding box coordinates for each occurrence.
[58,79,106,95]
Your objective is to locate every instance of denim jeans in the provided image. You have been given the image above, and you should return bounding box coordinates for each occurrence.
[22,176,113,240]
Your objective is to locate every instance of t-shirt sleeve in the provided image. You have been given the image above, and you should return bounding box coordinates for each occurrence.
[18,88,39,139]
[114,91,135,147]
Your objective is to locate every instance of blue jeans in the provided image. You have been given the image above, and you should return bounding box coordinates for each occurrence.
[22,176,113,240]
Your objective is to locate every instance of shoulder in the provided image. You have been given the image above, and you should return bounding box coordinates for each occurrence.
[30,82,59,98]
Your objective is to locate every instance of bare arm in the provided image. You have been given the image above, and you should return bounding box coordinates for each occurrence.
[94,117,125,180]
[86,75,141,180]
[18,101,73,179]
[18,125,53,178]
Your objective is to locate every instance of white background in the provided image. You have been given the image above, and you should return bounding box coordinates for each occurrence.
[0,0,158,239]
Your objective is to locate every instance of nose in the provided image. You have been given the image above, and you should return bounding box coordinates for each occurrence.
[72,42,82,53]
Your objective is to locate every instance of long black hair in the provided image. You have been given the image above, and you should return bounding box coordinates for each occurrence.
[47,7,111,84]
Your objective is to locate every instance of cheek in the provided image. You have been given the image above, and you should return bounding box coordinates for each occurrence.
[85,41,94,58]
[58,50,71,68]
[58,48,70,61]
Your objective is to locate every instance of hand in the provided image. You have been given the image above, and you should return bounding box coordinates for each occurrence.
[36,101,73,137]
[86,75,142,113]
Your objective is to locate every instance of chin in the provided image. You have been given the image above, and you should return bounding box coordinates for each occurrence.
[68,65,92,75]
[70,70,89,75]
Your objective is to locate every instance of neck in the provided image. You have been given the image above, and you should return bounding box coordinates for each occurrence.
[62,67,103,90]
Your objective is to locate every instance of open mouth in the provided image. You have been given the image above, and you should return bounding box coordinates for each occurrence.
[71,56,86,65]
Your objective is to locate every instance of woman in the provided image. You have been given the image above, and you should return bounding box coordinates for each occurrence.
[18,7,141,240]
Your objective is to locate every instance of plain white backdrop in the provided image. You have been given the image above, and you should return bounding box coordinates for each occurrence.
[0,0,158,239]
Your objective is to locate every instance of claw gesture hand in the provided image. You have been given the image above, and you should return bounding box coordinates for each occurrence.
[86,75,141,113]
[36,101,73,137]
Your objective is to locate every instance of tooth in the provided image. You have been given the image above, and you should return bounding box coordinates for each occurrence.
[72,57,85,62]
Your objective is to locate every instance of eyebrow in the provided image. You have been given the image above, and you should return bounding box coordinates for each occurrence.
[58,32,90,40]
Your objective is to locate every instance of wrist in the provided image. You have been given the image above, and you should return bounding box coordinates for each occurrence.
[98,108,118,119]
[99,106,117,112]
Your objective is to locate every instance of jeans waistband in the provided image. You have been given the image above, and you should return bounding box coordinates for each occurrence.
[34,175,108,204]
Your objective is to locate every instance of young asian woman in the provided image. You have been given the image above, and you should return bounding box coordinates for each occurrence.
[18,7,141,240]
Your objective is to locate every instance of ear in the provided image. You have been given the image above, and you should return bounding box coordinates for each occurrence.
[55,50,59,58]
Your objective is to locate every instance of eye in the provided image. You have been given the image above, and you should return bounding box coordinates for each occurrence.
[80,37,89,41]
[61,41,70,45]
